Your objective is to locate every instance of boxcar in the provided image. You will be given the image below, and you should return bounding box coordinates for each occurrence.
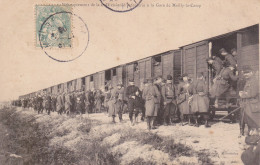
[181,24,259,116]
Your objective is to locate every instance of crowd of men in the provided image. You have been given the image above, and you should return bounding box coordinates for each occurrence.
[11,47,260,163]
[12,48,259,131]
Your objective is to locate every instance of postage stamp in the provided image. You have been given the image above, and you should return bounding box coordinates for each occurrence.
[35,5,73,48]
[35,5,89,62]
[100,0,143,12]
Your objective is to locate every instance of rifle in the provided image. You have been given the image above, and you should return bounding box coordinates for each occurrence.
[218,106,241,121]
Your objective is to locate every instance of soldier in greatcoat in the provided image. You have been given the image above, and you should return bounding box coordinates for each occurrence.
[231,48,238,63]
[206,56,223,77]
[239,66,260,135]
[56,92,65,115]
[126,79,140,125]
[116,83,125,122]
[153,76,164,126]
[51,95,57,112]
[76,90,85,114]
[213,65,238,108]
[161,75,177,126]
[219,48,237,67]
[45,94,52,115]
[108,85,117,122]
[65,92,72,115]
[36,94,43,114]
[94,89,103,113]
[177,73,193,126]
[104,85,112,114]
[190,72,210,127]
[142,78,161,130]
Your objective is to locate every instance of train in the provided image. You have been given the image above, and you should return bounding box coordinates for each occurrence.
[18,24,259,117]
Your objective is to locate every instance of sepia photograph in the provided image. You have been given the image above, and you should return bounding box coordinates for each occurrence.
[0,0,259,164]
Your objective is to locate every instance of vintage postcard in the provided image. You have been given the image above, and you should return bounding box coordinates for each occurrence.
[0,0,260,164]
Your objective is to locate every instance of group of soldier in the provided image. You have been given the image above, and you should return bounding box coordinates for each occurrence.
[12,47,259,132]
[14,89,106,116]
[11,47,260,164]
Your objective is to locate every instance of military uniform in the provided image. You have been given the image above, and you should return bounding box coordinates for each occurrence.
[161,77,176,125]
[224,54,237,67]
[76,92,85,114]
[177,81,192,120]
[240,74,260,129]
[126,82,140,122]
[45,95,52,115]
[190,77,210,127]
[65,93,72,114]
[213,67,238,97]
[36,96,43,114]
[51,96,57,112]
[56,94,64,115]
[142,80,161,129]
[94,90,103,113]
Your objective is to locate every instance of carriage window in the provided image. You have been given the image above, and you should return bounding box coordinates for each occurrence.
[82,78,85,85]
[134,62,139,72]
[113,68,117,76]
[153,56,161,66]
[90,75,94,82]
[105,70,111,80]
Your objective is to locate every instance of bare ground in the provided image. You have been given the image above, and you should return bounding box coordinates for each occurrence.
[0,107,246,165]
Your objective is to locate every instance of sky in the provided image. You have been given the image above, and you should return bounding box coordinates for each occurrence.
[0,0,259,101]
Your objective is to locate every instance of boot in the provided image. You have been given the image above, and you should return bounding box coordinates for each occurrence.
[163,119,168,126]
[151,117,156,129]
[112,116,116,123]
[195,119,199,127]
[147,117,151,130]
[204,120,210,128]
[188,117,193,126]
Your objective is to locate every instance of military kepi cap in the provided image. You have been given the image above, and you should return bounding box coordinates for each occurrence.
[219,48,227,53]
[129,79,134,82]
[167,75,173,80]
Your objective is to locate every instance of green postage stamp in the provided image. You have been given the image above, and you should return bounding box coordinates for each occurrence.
[35,5,73,48]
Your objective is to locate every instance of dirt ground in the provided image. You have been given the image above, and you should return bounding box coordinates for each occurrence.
[0,107,246,165]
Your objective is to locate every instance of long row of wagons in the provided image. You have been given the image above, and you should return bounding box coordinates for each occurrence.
[19,24,259,114]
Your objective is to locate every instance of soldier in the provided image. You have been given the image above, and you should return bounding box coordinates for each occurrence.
[76,90,85,114]
[108,85,118,123]
[94,89,103,113]
[126,79,140,125]
[116,83,125,122]
[153,76,164,126]
[89,89,95,113]
[71,91,76,114]
[206,56,223,77]
[142,78,161,130]
[36,94,43,114]
[45,94,52,115]
[104,85,112,114]
[213,65,238,108]
[56,92,64,115]
[161,75,177,126]
[190,72,210,127]
[177,73,193,126]
[219,48,237,67]
[33,97,37,111]
[64,92,72,115]
[51,95,57,112]
[230,48,238,63]
[239,66,260,136]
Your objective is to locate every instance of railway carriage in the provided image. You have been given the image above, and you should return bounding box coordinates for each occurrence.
[19,24,259,120]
